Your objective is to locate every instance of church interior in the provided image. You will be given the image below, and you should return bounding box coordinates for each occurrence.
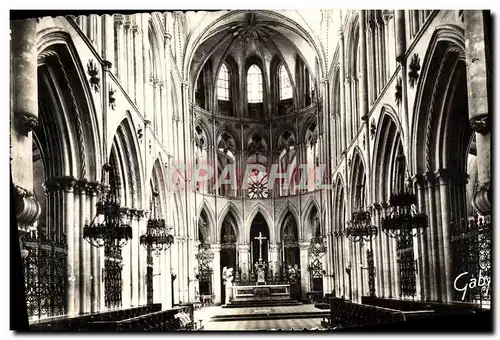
[10,9,492,331]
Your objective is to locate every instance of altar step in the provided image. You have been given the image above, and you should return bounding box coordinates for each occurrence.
[222,300,302,308]
[210,304,330,322]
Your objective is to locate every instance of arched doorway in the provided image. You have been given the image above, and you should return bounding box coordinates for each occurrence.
[220,213,237,303]
[281,211,301,300]
[250,212,270,266]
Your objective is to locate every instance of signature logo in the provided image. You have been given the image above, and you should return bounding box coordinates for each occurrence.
[453,270,490,301]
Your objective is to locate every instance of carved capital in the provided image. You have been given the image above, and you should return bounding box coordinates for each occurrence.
[14,185,41,230]
[410,173,425,190]
[211,243,221,252]
[299,242,310,250]
[14,112,38,136]
[472,181,491,216]
[469,115,490,135]
[103,60,112,71]
[371,202,382,212]
[86,181,101,195]
[74,178,89,194]
[423,171,436,187]
[135,209,145,219]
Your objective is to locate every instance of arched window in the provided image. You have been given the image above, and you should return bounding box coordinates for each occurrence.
[217,63,230,101]
[247,65,263,103]
[279,64,292,100]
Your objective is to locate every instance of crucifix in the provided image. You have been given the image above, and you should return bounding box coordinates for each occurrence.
[255,232,267,262]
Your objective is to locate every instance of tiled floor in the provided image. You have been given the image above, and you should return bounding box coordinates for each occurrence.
[201,317,325,331]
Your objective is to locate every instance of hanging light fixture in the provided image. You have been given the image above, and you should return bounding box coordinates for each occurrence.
[83,163,132,248]
[140,190,174,255]
[382,187,428,239]
[345,209,378,243]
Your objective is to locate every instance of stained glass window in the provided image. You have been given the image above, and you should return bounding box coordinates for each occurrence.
[279,64,292,100]
[247,65,263,103]
[217,63,230,100]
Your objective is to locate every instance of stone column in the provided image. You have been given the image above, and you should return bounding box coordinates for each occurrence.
[76,179,93,314]
[212,244,222,304]
[394,10,406,63]
[114,15,125,83]
[435,169,453,302]
[137,210,147,305]
[358,10,369,122]
[464,10,491,216]
[381,202,392,298]
[88,182,100,313]
[11,18,41,241]
[238,243,250,281]
[101,14,115,75]
[338,29,347,153]
[344,79,352,141]
[132,24,141,108]
[413,174,429,300]
[423,172,438,301]
[299,242,310,300]
[129,209,139,306]
[270,242,280,278]
[383,11,395,78]
[120,208,132,308]
[60,178,77,316]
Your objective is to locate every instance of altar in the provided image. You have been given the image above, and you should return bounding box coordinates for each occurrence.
[230,284,291,302]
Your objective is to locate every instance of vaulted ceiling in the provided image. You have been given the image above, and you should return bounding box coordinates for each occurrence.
[187,11,326,95]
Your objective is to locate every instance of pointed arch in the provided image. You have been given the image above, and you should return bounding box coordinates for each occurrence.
[411,24,466,175]
[350,146,367,211]
[196,200,216,243]
[217,202,243,243]
[276,201,300,231]
[372,111,405,203]
[149,156,167,217]
[36,30,101,181]
[109,116,145,209]
[302,195,321,239]
[245,203,274,243]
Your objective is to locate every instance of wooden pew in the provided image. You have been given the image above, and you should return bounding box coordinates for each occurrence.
[322,297,404,329]
[28,304,162,331]
[89,304,202,331]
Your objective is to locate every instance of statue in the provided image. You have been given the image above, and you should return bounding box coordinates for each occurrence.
[222,267,234,304]
[255,261,266,285]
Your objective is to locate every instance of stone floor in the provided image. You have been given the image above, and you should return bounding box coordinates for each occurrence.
[201,317,325,331]
[194,304,327,331]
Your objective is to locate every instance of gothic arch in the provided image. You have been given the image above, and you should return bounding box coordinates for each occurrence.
[302,196,321,239]
[245,203,275,243]
[372,109,405,203]
[194,117,213,149]
[36,30,101,181]
[109,117,145,209]
[349,146,367,210]
[217,202,244,243]
[411,25,466,175]
[196,200,216,243]
[276,201,300,230]
[150,156,167,216]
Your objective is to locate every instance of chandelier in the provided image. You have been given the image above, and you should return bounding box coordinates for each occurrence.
[345,209,378,243]
[140,190,174,255]
[83,164,132,248]
[382,190,428,238]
